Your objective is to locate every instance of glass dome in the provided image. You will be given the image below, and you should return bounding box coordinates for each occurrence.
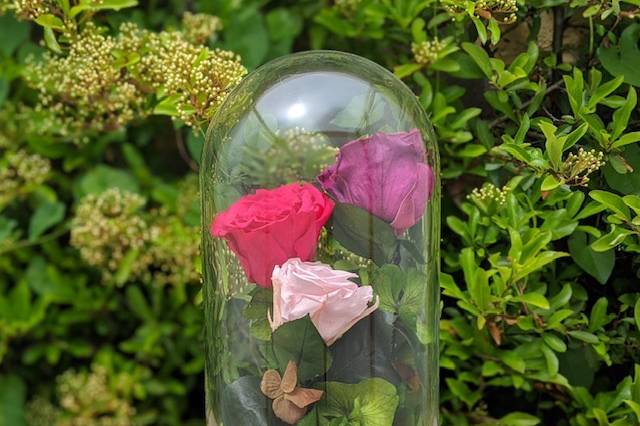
[201,51,440,426]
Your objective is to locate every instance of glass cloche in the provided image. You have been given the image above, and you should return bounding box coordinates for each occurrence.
[201,51,440,426]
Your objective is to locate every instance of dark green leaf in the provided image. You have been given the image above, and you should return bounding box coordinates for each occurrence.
[327,310,400,385]
[74,165,139,198]
[604,145,640,194]
[329,203,398,265]
[598,23,640,87]
[220,376,285,426]
[0,375,26,426]
[0,14,29,57]
[568,231,615,284]
[272,316,331,381]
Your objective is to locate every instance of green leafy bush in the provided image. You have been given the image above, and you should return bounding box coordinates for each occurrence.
[1,0,640,425]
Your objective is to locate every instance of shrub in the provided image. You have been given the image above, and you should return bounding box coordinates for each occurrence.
[1,0,640,425]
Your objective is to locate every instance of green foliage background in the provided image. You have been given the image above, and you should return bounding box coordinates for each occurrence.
[2,0,640,424]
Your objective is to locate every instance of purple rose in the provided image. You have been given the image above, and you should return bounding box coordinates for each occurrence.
[318,129,434,233]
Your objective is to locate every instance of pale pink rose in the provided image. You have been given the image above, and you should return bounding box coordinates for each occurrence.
[269,258,379,346]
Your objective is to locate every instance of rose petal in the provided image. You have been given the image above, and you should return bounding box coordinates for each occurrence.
[270,259,379,345]
[211,183,334,287]
[389,163,433,233]
[318,129,433,233]
[323,296,380,346]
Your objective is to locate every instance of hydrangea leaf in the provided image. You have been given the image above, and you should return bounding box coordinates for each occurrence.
[300,378,399,426]
[371,265,425,327]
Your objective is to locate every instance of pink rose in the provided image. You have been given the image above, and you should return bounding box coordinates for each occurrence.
[318,129,435,234]
[210,183,334,288]
[269,258,379,346]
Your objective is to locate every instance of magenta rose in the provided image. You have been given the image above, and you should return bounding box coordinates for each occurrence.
[318,129,434,233]
[210,183,334,288]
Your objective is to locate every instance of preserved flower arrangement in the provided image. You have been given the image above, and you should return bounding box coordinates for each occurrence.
[201,51,440,426]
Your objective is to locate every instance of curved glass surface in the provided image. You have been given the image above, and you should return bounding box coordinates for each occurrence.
[201,51,440,426]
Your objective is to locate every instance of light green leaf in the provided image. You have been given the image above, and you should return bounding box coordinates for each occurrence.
[549,284,572,310]
[624,400,640,422]
[394,63,422,78]
[508,228,522,261]
[243,287,273,341]
[543,334,567,352]
[445,378,481,408]
[153,94,181,116]
[372,265,425,327]
[540,122,563,169]
[487,18,501,45]
[588,297,610,332]
[564,122,589,150]
[624,195,640,214]
[462,42,492,78]
[28,201,65,241]
[541,175,562,191]
[541,344,559,376]
[512,293,550,310]
[43,27,62,53]
[125,285,154,322]
[501,351,526,373]
[591,226,633,252]
[634,298,640,331]
[612,86,637,140]
[458,144,487,158]
[500,412,540,426]
[590,190,630,218]
[586,75,625,111]
[114,249,140,285]
[568,330,599,344]
[514,251,568,282]
[430,58,460,72]
[520,230,552,262]
[34,14,64,29]
[612,131,640,148]
[470,16,487,44]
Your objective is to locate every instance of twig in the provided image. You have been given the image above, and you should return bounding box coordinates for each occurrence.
[175,127,199,172]
[0,223,70,256]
